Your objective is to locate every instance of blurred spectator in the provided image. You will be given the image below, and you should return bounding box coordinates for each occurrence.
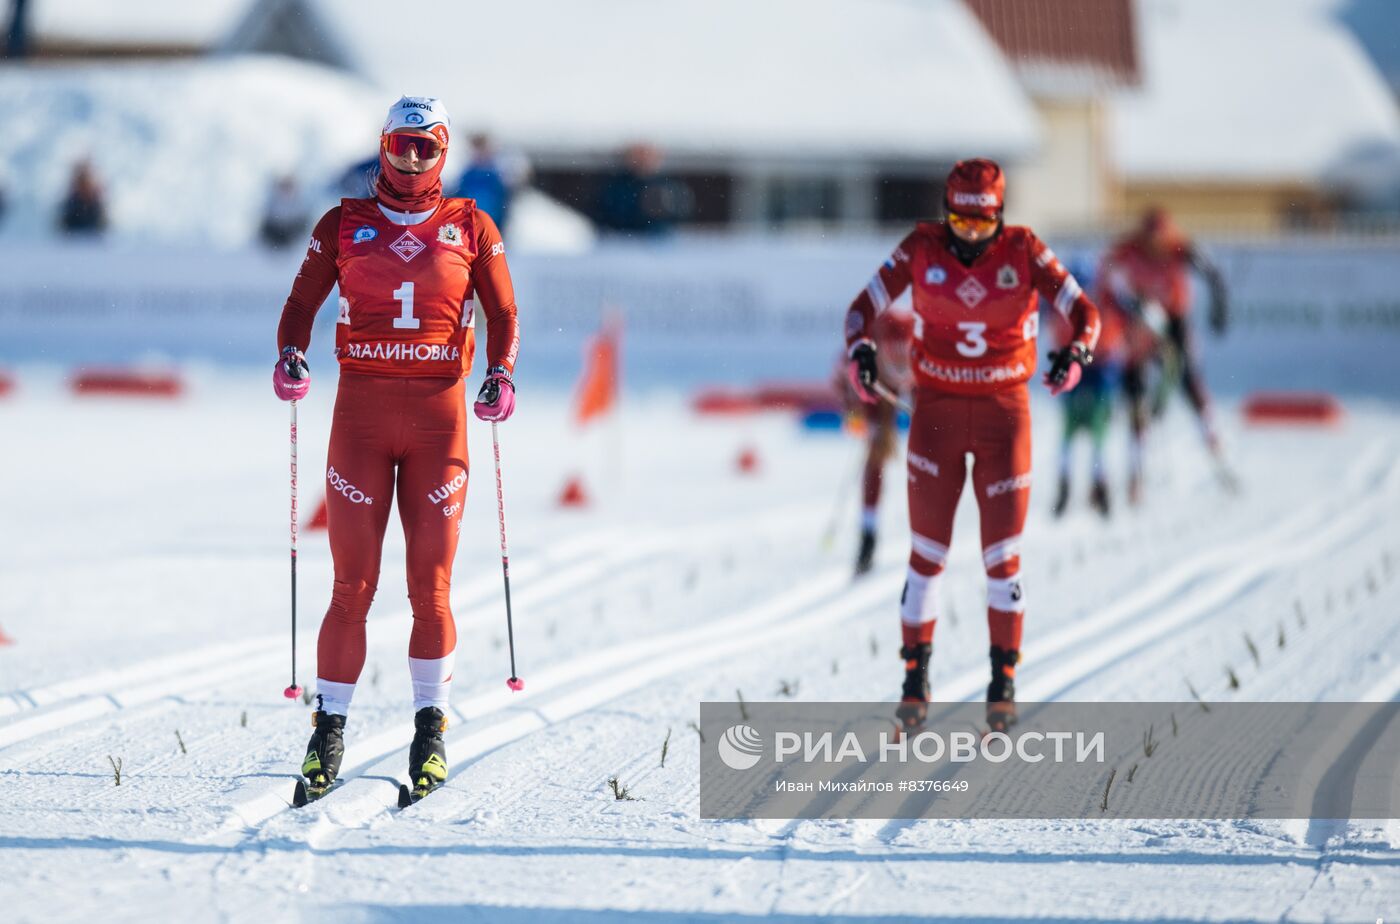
[336,154,378,198]
[595,143,693,236]
[58,160,107,236]
[259,175,309,249]
[453,134,513,229]
[5,0,31,59]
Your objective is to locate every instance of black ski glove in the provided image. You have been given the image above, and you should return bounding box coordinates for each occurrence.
[848,340,878,396]
[1044,342,1092,388]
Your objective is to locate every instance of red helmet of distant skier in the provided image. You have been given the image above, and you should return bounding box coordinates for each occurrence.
[944,158,1005,220]
[1137,205,1187,257]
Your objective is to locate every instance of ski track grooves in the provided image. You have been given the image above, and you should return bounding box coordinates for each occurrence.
[0,530,611,748]
[9,433,1396,902]
[0,501,813,751]
[902,435,1398,712]
[224,435,1395,861]
[858,436,1398,843]
[216,547,912,846]
[0,499,829,844]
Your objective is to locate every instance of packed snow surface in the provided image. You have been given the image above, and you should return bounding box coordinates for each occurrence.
[1,371,1398,922]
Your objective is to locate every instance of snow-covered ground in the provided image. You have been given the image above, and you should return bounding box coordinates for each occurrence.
[1,370,1398,922]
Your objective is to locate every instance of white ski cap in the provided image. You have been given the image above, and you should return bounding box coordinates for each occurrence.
[382,96,451,137]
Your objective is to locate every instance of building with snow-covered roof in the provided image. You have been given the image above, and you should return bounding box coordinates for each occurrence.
[1112,0,1400,232]
[222,0,1041,230]
[9,0,251,57]
[964,0,1140,231]
[0,55,381,245]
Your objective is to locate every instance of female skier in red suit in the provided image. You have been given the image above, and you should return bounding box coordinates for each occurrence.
[273,96,520,799]
[844,159,1100,732]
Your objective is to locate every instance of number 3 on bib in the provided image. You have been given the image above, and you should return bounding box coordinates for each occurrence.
[956,321,988,357]
[392,282,420,330]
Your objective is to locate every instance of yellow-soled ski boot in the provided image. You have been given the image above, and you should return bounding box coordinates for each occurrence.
[400,707,448,807]
[293,711,345,806]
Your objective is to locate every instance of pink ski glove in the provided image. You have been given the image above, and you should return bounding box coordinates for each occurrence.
[847,340,879,405]
[1043,343,1089,397]
[474,366,516,421]
[273,347,310,401]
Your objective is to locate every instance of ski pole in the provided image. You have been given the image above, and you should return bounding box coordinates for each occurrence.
[491,421,524,691]
[283,399,304,700]
[873,381,912,415]
[820,444,865,552]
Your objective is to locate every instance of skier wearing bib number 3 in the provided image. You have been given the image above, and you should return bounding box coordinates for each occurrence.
[843,159,1100,732]
[272,97,520,802]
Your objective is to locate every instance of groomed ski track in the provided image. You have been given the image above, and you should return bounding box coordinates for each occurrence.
[1,380,1398,921]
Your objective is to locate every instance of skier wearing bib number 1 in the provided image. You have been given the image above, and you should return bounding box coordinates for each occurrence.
[843,159,1100,732]
[272,97,520,802]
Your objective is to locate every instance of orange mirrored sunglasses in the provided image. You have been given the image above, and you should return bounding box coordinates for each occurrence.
[947,211,1000,236]
[382,132,443,160]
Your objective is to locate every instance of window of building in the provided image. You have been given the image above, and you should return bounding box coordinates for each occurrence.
[876,175,944,224]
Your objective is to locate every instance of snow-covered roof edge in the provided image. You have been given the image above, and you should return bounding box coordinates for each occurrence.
[223,0,1041,164]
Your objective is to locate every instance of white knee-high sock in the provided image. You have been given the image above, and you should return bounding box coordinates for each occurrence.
[314,679,356,717]
[409,652,455,712]
[900,567,942,626]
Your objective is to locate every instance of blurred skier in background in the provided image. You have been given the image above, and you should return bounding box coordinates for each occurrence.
[843,159,1100,732]
[835,307,913,576]
[452,134,514,230]
[1050,255,1126,519]
[595,143,693,237]
[272,96,520,805]
[57,159,107,236]
[336,153,379,199]
[1096,207,1232,501]
[258,175,309,249]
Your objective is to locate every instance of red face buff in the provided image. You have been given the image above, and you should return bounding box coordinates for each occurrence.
[376,126,449,213]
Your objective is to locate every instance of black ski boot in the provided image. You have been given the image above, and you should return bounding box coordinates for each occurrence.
[1051,475,1071,518]
[293,710,346,806]
[895,642,932,731]
[399,706,449,807]
[1089,479,1111,519]
[986,646,1019,733]
[854,528,877,576]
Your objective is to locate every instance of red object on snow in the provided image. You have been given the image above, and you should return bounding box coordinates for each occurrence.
[692,381,839,416]
[753,382,839,412]
[0,372,14,398]
[506,677,524,691]
[0,625,13,645]
[1242,392,1342,426]
[558,475,590,508]
[736,446,761,475]
[692,389,760,415]
[71,368,184,398]
[307,497,329,531]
